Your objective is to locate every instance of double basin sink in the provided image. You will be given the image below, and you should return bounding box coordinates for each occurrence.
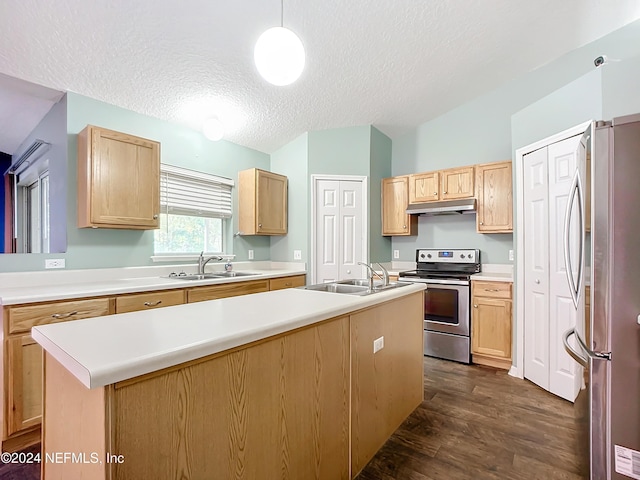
[167,272,260,281]
[304,279,411,296]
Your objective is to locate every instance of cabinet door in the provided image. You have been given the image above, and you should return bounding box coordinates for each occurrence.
[256,170,287,234]
[187,280,270,303]
[440,166,474,200]
[381,177,416,236]
[6,335,42,436]
[115,289,185,313]
[408,172,439,203]
[476,161,513,233]
[83,126,160,229]
[268,275,306,291]
[472,297,512,359]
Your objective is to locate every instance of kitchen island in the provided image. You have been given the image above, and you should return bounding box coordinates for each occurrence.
[33,283,425,480]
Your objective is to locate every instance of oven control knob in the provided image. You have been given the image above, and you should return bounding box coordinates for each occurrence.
[426,254,432,259]
[467,254,473,259]
[460,254,464,258]
[420,253,425,259]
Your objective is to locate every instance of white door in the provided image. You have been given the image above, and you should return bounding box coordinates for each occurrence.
[313,178,366,283]
[523,134,584,402]
[523,146,550,390]
[548,135,583,402]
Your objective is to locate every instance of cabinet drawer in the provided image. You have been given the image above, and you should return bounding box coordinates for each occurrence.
[269,275,306,291]
[7,298,112,335]
[116,289,185,313]
[472,281,512,299]
[188,280,269,303]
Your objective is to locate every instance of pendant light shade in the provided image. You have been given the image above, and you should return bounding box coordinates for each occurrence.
[202,116,224,141]
[254,26,305,86]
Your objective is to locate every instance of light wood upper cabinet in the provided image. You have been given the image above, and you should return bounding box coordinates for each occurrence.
[475,161,513,233]
[471,280,513,370]
[381,176,417,236]
[77,125,160,229]
[408,171,440,203]
[238,168,287,235]
[440,166,475,200]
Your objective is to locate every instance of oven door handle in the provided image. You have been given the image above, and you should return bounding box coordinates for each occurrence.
[400,278,469,286]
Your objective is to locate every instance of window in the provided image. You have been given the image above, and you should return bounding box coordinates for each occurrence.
[154,165,233,255]
[16,166,50,253]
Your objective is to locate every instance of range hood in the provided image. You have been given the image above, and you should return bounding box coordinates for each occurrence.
[406,198,476,216]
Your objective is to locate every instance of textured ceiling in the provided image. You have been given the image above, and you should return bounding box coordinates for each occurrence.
[1,0,640,154]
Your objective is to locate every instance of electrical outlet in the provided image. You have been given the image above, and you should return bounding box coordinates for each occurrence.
[45,259,65,269]
[393,249,400,259]
[293,250,302,260]
[373,336,384,353]
[248,250,254,260]
[509,249,514,261]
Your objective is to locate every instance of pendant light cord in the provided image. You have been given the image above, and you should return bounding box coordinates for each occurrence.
[281,0,284,27]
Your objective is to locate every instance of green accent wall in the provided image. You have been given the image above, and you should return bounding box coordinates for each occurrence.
[369,127,392,262]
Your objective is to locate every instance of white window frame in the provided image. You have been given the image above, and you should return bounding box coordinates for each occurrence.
[152,164,234,261]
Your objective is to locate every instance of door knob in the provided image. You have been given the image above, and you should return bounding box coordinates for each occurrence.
[347,270,351,274]
[535,279,540,284]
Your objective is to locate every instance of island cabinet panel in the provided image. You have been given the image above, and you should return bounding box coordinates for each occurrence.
[43,316,351,479]
[350,291,424,476]
[187,279,269,303]
[115,289,185,313]
[6,336,42,437]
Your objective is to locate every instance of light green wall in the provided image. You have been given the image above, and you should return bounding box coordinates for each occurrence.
[270,133,309,262]
[390,19,640,265]
[308,126,371,176]
[602,53,640,119]
[1,93,271,272]
[369,127,392,262]
[0,95,68,272]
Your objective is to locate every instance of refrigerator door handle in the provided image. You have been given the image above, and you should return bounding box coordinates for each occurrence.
[562,328,588,367]
[574,328,612,361]
[563,170,584,309]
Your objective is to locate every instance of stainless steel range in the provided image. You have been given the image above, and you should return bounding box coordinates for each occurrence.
[399,248,480,363]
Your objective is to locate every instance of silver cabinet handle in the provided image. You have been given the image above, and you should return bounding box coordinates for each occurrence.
[258,223,262,227]
[433,192,437,195]
[51,311,78,319]
[144,301,162,307]
[484,288,500,292]
[403,225,406,229]
[479,222,484,225]
[473,304,478,308]
[443,191,447,194]
[284,282,292,287]
[153,214,158,219]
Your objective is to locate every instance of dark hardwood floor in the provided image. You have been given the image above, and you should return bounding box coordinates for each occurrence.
[356,356,589,480]
[2,357,588,480]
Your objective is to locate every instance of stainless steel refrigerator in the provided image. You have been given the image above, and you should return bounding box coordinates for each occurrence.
[563,113,640,480]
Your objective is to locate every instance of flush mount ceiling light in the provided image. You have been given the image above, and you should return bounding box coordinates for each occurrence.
[202,116,224,141]
[254,0,305,86]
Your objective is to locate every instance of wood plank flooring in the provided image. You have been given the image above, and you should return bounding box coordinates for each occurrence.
[3,356,588,480]
[356,356,589,480]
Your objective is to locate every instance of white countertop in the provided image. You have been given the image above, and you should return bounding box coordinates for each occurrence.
[0,268,306,305]
[32,283,426,389]
[471,272,513,282]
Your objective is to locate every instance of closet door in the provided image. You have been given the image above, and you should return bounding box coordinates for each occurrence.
[548,135,584,402]
[523,147,550,390]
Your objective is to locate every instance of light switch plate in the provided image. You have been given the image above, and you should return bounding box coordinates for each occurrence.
[373,336,384,353]
[293,250,302,260]
[509,249,514,261]
[393,250,400,259]
[45,259,66,269]
[248,250,254,260]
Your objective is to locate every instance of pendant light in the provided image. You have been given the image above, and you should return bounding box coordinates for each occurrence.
[254,0,305,86]
[202,116,224,141]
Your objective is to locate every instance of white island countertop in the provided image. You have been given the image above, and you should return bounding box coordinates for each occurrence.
[33,283,426,389]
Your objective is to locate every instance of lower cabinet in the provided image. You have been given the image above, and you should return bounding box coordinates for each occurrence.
[5,335,42,437]
[268,274,306,290]
[115,289,185,313]
[471,280,513,370]
[187,279,270,303]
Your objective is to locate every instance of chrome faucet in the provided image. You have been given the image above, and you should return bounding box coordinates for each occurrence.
[357,262,388,290]
[375,262,390,286]
[198,251,224,274]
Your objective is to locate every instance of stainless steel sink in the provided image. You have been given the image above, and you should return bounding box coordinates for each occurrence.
[304,280,412,295]
[167,272,260,281]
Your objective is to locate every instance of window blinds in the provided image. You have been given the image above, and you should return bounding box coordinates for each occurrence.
[159,165,234,218]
